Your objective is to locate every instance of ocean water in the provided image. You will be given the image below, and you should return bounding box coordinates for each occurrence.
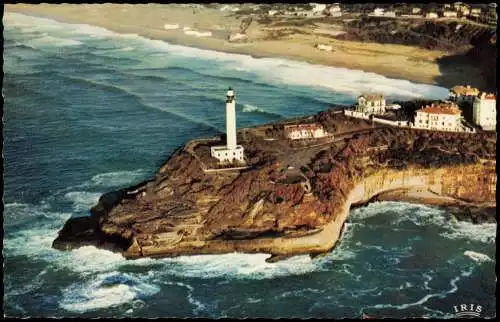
[2,12,496,318]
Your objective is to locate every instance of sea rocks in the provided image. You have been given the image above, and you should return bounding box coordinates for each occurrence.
[52,215,100,251]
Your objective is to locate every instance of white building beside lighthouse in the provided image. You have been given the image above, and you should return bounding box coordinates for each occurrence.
[211,88,245,163]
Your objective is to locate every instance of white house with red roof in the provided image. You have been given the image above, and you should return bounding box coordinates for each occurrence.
[413,102,463,132]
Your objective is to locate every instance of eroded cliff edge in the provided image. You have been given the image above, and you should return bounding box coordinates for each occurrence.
[52,110,497,260]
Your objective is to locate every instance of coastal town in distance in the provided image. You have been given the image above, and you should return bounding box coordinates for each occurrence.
[3,2,497,319]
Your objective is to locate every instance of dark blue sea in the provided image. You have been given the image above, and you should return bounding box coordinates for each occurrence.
[3,12,496,318]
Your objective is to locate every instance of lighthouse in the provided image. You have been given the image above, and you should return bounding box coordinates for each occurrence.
[226,88,237,150]
[210,87,245,163]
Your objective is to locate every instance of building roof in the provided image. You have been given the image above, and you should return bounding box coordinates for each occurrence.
[450,85,480,96]
[358,93,385,101]
[416,103,462,115]
[480,93,496,100]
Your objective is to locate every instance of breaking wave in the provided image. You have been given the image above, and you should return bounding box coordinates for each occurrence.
[79,169,149,188]
[25,35,83,48]
[64,191,102,213]
[441,221,496,244]
[242,103,264,113]
[5,12,449,103]
[349,201,496,244]
[59,271,160,313]
[241,103,282,118]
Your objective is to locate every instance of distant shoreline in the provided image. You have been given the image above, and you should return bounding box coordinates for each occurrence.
[5,4,487,89]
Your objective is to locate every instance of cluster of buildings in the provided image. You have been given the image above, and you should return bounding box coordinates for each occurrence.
[207,83,495,167]
[349,85,496,132]
[449,85,496,130]
[385,3,496,24]
[263,3,496,25]
[268,3,342,18]
[367,3,496,23]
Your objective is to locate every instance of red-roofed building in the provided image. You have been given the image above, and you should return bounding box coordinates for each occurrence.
[413,102,463,131]
[284,123,328,140]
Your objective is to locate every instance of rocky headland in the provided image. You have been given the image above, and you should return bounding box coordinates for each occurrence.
[53,107,496,261]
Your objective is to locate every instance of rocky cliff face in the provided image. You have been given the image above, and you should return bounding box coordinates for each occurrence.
[52,114,497,260]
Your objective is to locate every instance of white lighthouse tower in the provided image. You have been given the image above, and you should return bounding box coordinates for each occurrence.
[211,87,245,163]
[226,88,237,150]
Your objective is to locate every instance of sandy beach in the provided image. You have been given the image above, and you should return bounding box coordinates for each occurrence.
[5,3,487,88]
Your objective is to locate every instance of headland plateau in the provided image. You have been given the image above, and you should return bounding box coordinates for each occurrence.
[52,103,496,262]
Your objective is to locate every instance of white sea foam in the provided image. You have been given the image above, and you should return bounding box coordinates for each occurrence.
[242,103,265,113]
[464,250,493,263]
[5,12,449,103]
[4,224,64,260]
[64,191,102,212]
[349,201,496,246]
[149,42,449,100]
[279,288,323,299]
[81,169,148,188]
[3,201,70,232]
[24,35,83,48]
[161,281,206,315]
[441,221,496,244]
[350,201,446,224]
[59,272,160,313]
[65,246,128,275]
[71,23,118,38]
[372,266,474,311]
[92,46,136,55]
[119,46,135,52]
[151,252,325,280]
